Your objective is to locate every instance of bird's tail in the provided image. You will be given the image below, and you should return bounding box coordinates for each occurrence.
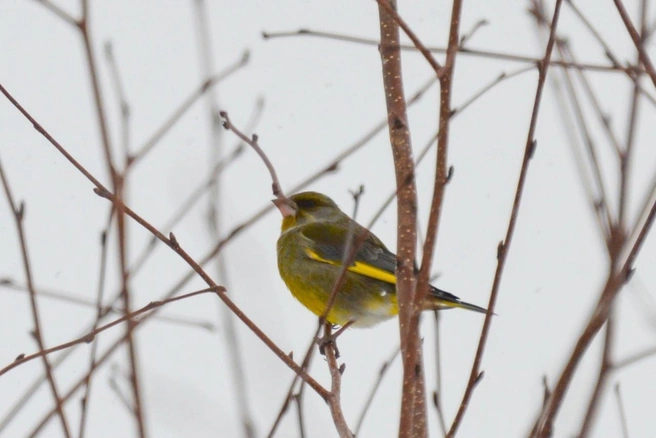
[425,285,488,314]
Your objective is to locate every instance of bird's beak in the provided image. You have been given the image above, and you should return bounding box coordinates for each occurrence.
[272,197,297,218]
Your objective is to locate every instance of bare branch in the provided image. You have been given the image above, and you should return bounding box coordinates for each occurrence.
[0,158,72,438]
[450,0,565,435]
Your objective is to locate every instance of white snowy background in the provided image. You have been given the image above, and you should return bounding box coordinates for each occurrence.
[1,1,655,437]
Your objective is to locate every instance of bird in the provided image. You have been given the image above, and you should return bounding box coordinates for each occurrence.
[274,191,487,328]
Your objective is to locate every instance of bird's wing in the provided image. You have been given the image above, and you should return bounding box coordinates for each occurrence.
[299,222,398,285]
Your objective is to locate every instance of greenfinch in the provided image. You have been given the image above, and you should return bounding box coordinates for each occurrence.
[275,192,487,327]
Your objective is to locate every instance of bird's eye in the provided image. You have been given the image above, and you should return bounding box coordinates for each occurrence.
[295,199,317,210]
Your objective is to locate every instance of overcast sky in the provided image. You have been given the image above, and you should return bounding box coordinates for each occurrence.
[1,1,656,437]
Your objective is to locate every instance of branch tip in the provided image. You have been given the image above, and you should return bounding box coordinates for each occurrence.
[528,139,537,158]
[169,232,179,248]
[625,267,635,282]
[496,240,505,260]
[446,165,454,183]
[240,50,251,65]
[16,201,25,220]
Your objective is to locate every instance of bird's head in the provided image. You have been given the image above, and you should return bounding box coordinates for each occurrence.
[273,191,342,231]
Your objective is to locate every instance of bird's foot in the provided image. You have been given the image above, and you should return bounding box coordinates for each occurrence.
[316,320,355,357]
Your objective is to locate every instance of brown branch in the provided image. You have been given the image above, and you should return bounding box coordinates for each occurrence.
[376,1,424,436]
[528,5,615,243]
[33,0,78,27]
[292,385,307,438]
[192,2,257,434]
[104,41,132,162]
[555,42,614,238]
[0,280,216,331]
[564,0,622,67]
[367,65,534,231]
[432,312,447,437]
[413,0,463,435]
[220,111,286,200]
[416,0,462,326]
[0,75,433,435]
[448,0,565,435]
[613,0,656,88]
[79,211,113,438]
[0,158,72,437]
[535,31,656,428]
[612,345,656,370]
[128,141,245,274]
[108,372,134,414]
[619,0,648,227]
[93,188,328,397]
[266,334,318,438]
[0,81,329,399]
[129,51,249,167]
[262,28,635,73]
[322,323,353,438]
[578,314,615,437]
[614,383,631,438]
[78,0,145,428]
[354,347,400,436]
[0,288,216,377]
[373,0,443,75]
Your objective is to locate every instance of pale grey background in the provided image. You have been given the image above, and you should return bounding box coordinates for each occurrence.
[1,1,655,437]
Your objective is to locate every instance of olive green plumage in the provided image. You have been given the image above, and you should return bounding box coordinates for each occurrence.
[275,192,487,327]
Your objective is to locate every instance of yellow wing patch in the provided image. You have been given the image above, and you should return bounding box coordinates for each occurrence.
[305,248,397,285]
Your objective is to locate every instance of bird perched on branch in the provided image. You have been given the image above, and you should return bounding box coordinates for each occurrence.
[274,191,487,328]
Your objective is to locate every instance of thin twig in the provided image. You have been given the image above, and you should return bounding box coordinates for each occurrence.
[0,288,217,377]
[104,41,131,161]
[128,141,246,275]
[108,372,134,414]
[433,312,447,437]
[96,188,329,396]
[613,0,656,88]
[79,211,113,438]
[373,0,443,76]
[322,323,353,438]
[0,158,72,437]
[619,0,648,228]
[220,111,285,199]
[535,0,656,425]
[564,0,622,67]
[615,383,630,438]
[0,280,216,331]
[262,28,637,73]
[354,347,400,436]
[578,314,615,437]
[0,80,329,398]
[129,51,250,167]
[193,1,257,435]
[553,42,614,238]
[0,76,432,434]
[33,0,78,27]
[293,383,307,438]
[612,346,656,370]
[449,0,565,435]
[266,335,318,438]
[414,0,464,435]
